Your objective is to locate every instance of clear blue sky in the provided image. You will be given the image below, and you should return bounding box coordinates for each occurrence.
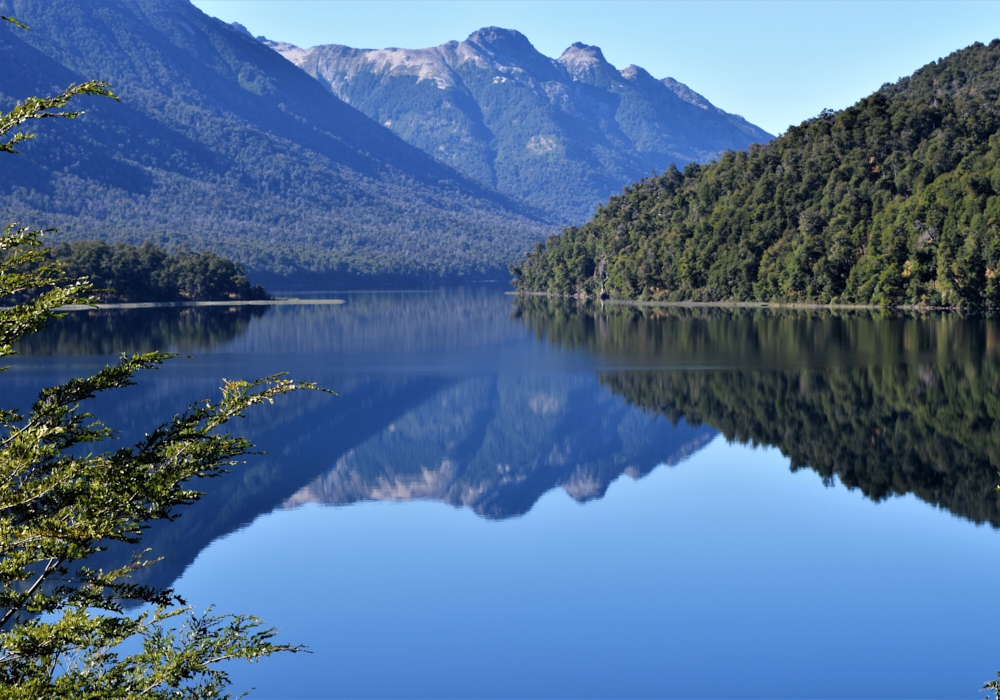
[191,0,1000,136]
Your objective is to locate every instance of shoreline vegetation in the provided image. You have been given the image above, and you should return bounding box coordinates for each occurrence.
[51,299,346,311]
[48,240,271,303]
[512,40,1000,311]
[510,290,990,312]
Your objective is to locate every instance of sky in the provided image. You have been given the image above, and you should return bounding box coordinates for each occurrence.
[190,1,1000,136]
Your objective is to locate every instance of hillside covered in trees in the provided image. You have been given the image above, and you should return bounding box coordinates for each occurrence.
[0,0,552,285]
[513,40,1000,308]
[49,241,269,302]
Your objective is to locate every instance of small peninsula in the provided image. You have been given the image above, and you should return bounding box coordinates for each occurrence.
[50,241,269,302]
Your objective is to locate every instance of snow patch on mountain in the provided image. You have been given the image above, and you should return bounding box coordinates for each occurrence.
[360,47,460,89]
[662,77,713,109]
[262,39,311,66]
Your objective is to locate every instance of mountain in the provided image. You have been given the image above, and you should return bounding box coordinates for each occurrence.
[0,0,553,285]
[512,40,1000,308]
[262,28,773,224]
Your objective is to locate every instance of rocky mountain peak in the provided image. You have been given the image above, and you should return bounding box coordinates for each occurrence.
[463,26,559,79]
[557,42,615,82]
[620,63,655,83]
[261,38,311,66]
[254,24,772,223]
[465,26,533,53]
[229,21,253,38]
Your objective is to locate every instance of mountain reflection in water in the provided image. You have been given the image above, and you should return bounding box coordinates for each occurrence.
[6,291,715,591]
[14,305,269,356]
[7,289,1000,598]
[283,374,713,519]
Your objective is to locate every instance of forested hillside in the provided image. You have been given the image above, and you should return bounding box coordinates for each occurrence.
[49,240,269,302]
[0,0,552,284]
[513,40,1000,308]
[264,27,772,224]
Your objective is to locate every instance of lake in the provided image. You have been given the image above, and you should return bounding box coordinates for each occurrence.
[6,288,1000,699]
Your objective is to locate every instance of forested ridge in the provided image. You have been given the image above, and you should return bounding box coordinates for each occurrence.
[513,40,1000,308]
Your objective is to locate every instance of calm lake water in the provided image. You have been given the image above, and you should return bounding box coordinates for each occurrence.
[6,288,1000,699]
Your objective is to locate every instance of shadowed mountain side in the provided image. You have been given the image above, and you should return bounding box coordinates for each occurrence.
[515,299,1000,526]
[0,0,553,282]
[265,27,772,224]
[284,374,715,519]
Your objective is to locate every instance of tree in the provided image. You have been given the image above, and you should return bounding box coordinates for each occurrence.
[985,673,1000,700]
[0,15,320,697]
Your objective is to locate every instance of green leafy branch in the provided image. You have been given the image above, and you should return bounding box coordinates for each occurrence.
[0,81,118,154]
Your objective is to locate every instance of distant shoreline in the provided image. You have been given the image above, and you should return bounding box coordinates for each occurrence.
[508,291,970,312]
[53,298,345,311]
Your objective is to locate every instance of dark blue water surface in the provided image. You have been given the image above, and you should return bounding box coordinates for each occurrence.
[6,288,1000,699]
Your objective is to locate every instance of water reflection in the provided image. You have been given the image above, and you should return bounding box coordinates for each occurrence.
[7,291,997,697]
[284,375,713,519]
[7,291,717,592]
[14,306,268,355]
[7,290,1000,598]
[516,298,1000,527]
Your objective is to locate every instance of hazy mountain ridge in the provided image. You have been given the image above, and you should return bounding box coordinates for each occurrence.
[0,0,554,283]
[262,27,773,223]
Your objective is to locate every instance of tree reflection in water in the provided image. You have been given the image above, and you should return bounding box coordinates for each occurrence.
[13,292,1000,600]
[515,297,1000,527]
[14,306,269,355]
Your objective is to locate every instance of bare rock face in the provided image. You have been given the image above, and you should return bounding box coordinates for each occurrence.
[261,28,773,224]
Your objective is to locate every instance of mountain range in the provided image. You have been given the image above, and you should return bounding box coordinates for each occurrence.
[259,27,772,224]
[0,0,771,285]
[0,0,550,284]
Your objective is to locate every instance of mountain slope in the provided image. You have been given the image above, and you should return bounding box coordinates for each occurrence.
[0,0,553,282]
[513,39,1000,308]
[263,27,772,224]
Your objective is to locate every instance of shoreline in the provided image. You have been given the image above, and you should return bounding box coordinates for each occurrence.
[507,291,971,312]
[53,298,345,311]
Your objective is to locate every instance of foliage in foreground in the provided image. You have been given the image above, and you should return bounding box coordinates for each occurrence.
[514,39,1000,308]
[0,226,314,698]
[0,17,316,695]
